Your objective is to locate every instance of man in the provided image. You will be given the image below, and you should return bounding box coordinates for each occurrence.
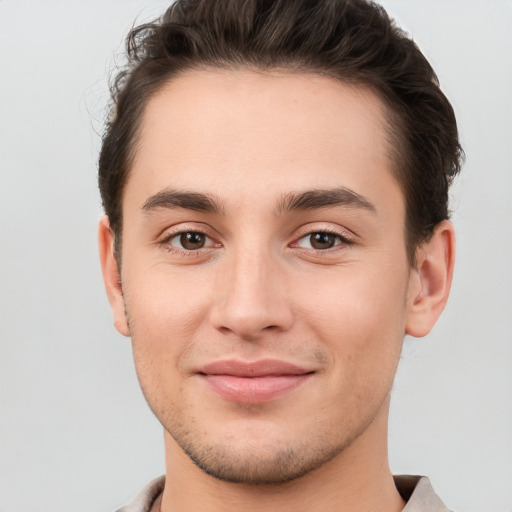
[98,0,461,510]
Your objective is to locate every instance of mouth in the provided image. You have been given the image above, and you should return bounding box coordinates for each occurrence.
[197,359,315,404]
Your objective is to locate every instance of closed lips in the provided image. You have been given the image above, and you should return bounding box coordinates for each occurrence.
[198,359,314,403]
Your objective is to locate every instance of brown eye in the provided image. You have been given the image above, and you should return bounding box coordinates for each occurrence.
[309,232,337,250]
[296,231,343,250]
[179,232,206,250]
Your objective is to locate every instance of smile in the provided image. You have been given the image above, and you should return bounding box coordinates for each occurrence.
[197,359,314,404]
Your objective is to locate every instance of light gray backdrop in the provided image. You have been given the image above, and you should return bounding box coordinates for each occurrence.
[1,1,511,511]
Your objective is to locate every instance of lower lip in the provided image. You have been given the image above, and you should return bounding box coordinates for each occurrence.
[200,374,311,404]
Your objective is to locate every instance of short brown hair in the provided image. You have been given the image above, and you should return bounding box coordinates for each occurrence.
[98,0,463,263]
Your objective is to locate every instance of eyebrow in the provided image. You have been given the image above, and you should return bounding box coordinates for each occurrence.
[275,187,376,215]
[142,189,225,215]
[141,186,376,217]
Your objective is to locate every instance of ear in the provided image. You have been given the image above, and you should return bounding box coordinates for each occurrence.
[98,216,130,337]
[405,220,456,338]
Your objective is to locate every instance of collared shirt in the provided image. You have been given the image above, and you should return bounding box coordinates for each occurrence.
[116,474,452,512]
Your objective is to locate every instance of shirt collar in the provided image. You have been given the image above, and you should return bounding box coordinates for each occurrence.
[394,475,452,511]
[117,474,451,511]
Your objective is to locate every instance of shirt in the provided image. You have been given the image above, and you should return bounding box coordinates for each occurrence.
[115,474,452,512]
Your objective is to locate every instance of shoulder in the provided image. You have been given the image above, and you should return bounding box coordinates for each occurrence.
[114,476,165,512]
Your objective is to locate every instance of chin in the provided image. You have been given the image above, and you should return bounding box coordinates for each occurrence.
[169,426,350,485]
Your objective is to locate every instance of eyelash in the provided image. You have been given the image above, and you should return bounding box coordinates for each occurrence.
[158,227,353,256]
[158,229,219,256]
[291,228,354,252]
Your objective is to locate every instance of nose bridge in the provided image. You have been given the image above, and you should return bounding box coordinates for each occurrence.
[211,242,293,339]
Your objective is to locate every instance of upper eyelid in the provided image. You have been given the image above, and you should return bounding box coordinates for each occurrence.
[299,228,348,238]
[292,232,352,250]
[293,224,356,241]
[157,223,217,242]
[155,223,356,246]
[161,231,216,247]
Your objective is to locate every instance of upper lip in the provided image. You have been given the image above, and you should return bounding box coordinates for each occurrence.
[198,359,313,377]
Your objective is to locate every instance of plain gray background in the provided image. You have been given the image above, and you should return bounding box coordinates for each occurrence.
[1,1,511,511]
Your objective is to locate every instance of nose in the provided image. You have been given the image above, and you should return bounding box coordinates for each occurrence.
[209,249,294,341]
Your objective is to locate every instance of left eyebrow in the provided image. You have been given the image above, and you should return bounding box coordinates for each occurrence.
[142,189,225,215]
[275,187,377,215]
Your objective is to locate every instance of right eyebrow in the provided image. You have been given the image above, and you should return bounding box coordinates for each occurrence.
[142,189,225,215]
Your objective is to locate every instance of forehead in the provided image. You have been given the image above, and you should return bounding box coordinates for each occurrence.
[127,69,401,215]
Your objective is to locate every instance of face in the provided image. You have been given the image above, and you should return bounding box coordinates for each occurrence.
[105,70,420,484]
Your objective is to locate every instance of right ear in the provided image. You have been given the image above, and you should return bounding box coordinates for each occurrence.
[98,216,130,337]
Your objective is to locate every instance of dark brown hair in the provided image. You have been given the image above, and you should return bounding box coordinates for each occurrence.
[98,0,463,263]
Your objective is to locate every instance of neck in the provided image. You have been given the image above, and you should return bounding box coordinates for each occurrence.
[160,396,404,512]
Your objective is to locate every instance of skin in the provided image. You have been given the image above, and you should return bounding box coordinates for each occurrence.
[99,69,455,512]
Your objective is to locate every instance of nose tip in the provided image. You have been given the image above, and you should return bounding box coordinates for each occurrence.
[209,256,294,340]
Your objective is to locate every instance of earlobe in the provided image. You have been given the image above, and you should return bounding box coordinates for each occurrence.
[98,216,131,337]
[405,220,456,338]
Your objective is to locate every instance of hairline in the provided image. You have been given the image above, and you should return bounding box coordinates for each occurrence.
[113,64,420,266]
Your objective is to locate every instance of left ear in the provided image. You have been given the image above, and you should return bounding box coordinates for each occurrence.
[405,220,456,338]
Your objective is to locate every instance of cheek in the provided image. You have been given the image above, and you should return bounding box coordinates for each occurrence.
[122,266,212,389]
[125,263,212,334]
[297,262,408,376]
[298,273,406,434]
